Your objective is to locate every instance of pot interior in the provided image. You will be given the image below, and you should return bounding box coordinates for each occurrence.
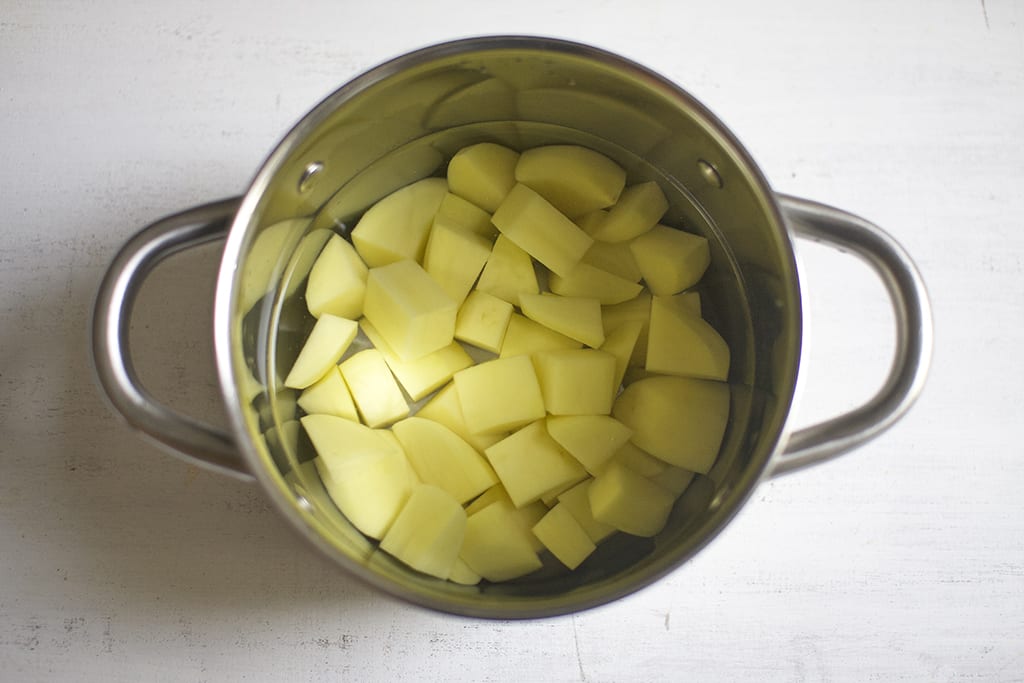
[218,37,801,618]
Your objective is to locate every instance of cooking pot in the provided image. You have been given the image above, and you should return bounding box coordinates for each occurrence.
[91,36,932,618]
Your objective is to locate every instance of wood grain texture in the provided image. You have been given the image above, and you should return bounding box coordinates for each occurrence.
[2,0,1022,680]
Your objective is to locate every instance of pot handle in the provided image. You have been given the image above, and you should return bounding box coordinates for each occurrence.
[768,194,933,477]
[91,198,255,481]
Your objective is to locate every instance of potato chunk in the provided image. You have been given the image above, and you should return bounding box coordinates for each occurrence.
[629,224,710,295]
[283,314,359,389]
[414,383,504,453]
[532,503,597,570]
[590,181,668,243]
[460,499,542,582]
[483,420,587,508]
[447,142,519,212]
[532,349,616,416]
[548,262,643,306]
[557,479,616,544]
[452,355,546,435]
[588,461,676,537]
[305,234,368,320]
[514,145,625,217]
[297,366,359,422]
[338,348,409,428]
[475,234,540,306]
[350,177,448,267]
[392,417,498,504]
[519,293,605,349]
[423,218,492,305]
[646,295,730,381]
[363,260,458,361]
[498,313,581,358]
[454,290,513,353]
[360,318,472,401]
[546,415,633,474]
[380,484,466,579]
[435,191,496,239]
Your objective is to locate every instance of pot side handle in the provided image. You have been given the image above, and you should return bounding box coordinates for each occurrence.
[768,194,933,477]
[91,198,255,481]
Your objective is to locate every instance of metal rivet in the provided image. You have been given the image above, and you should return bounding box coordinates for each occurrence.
[298,161,324,193]
[697,159,723,189]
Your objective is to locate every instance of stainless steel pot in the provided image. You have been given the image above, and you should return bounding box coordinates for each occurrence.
[92,36,932,618]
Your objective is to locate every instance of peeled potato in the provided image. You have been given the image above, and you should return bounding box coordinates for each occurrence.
[514,145,626,217]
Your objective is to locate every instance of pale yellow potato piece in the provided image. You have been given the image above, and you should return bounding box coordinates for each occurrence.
[435,191,496,239]
[646,295,730,381]
[447,142,519,213]
[338,349,409,428]
[600,319,644,393]
[590,181,668,243]
[423,218,492,305]
[519,293,605,349]
[465,484,547,552]
[361,318,472,401]
[363,259,458,361]
[575,209,608,237]
[483,421,587,508]
[630,224,710,295]
[602,291,652,367]
[612,375,730,473]
[601,441,668,478]
[305,234,368,320]
[588,461,676,537]
[392,417,498,504]
[455,290,513,353]
[650,466,696,496]
[380,484,466,580]
[548,262,643,306]
[498,313,581,359]
[583,238,643,282]
[546,415,633,475]
[297,366,359,422]
[557,479,616,544]
[514,145,626,217]
[532,503,597,570]
[671,290,702,316]
[475,234,540,306]
[491,183,594,277]
[284,314,359,389]
[452,355,546,435]
[460,499,542,582]
[414,383,504,453]
[532,349,616,416]
[448,558,482,586]
[350,177,448,267]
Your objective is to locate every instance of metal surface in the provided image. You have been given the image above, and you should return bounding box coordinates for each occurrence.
[91,198,252,480]
[770,195,933,477]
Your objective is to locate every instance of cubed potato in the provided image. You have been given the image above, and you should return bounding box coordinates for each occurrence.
[465,484,547,552]
[498,313,581,358]
[475,234,540,306]
[361,318,472,401]
[414,383,505,453]
[575,209,608,237]
[380,484,467,580]
[350,177,448,267]
[452,355,546,435]
[363,260,458,361]
[548,262,643,306]
[583,239,643,282]
[588,462,677,537]
[284,314,359,389]
[602,441,668,478]
[600,320,644,393]
[460,499,543,582]
[532,503,597,570]
[590,181,668,243]
[612,375,730,473]
[556,479,617,544]
[392,417,498,504]
[338,348,409,428]
[629,224,710,295]
[602,291,652,367]
[454,290,513,353]
[532,349,616,416]
[519,293,605,349]
[646,295,730,381]
[483,421,587,508]
[491,183,594,277]
[305,234,368,320]
[297,366,359,422]
[435,191,496,239]
[546,415,633,475]
[423,218,492,305]
[447,142,519,212]
[514,145,626,217]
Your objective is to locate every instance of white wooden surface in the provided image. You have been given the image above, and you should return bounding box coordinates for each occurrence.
[2,1,1022,680]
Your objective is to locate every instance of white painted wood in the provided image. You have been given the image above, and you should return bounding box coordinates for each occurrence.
[2,0,1022,680]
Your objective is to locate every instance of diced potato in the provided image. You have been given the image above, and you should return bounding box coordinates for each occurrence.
[519,293,605,349]
[414,383,504,453]
[603,441,668,478]
[583,238,643,282]
[305,234,368,320]
[498,313,581,358]
[514,145,626,217]
[650,466,696,496]
[435,191,496,239]
[612,375,730,473]
[646,295,730,381]
[297,366,359,422]
[600,320,644,393]
[532,349,616,416]
[452,355,546,435]
[548,263,643,306]
[460,499,543,582]
[363,260,458,361]
[532,503,597,570]
[454,290,513,353]
[602,292,652,367]
[284,314,359,389]
[589,462,677,537]
[590,181,668,243]
[448,558,482,586]
[491,183,594,277]
[557,479,617,543]
[350,177,448,267]
[465,484,547,552]
[302,414,417,539]
[483,421,587,508]
[629,224,710,295]
[338,349,409,428]
[447,142,519,212]
[423,218,492,305]
[392,417,498,504]
[575,209,608,237]
[361,319,472,401]
[475,234,540,306]
[380,484,466,579]
[546,415,633,475]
